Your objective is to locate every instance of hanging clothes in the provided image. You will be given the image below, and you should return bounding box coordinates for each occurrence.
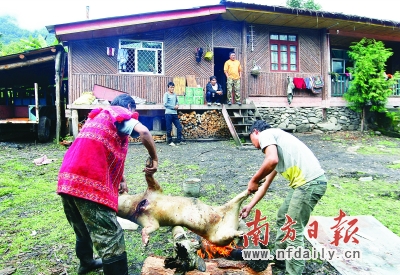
[117,49,128,71]
[310,75,324,94]
[287,77,295,105]
[293,77,306,89]
[304,77,313,90]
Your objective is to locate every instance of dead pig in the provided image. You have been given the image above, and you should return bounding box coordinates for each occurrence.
[118,173,249,246]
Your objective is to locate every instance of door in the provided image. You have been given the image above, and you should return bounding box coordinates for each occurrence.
[213,47,234,104]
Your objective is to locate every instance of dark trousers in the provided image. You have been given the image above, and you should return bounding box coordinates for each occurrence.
[165,113,183,143]
[60,194,125,260]
[206,91,223,103]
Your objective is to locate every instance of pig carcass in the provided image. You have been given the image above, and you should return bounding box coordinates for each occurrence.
[118,174,249,246]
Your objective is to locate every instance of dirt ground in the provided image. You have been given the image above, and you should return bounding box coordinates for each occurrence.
[2,130,400,275]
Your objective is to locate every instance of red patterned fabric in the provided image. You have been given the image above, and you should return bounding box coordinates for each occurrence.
[57,106,134,211]
[293,77,306,89]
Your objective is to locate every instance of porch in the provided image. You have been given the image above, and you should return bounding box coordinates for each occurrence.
[330,74,400,97]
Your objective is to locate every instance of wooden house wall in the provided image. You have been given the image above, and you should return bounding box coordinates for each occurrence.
[246,25,324,98]
[68,20,326,105]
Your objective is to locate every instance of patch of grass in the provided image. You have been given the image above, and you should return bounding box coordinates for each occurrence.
[378,140,398,147]
[356,145,400,155]
[387,163,400,169]
[312,176,400,236]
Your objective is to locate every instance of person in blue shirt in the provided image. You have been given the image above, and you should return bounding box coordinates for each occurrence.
[163,82,186,146]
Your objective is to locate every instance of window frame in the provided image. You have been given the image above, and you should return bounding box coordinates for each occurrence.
[118,39,164,75]
[270,33,299,72]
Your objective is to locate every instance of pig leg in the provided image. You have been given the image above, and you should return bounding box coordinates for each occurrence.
[140,219,160,245]
[209,190,249,245]
[145,175,162,192]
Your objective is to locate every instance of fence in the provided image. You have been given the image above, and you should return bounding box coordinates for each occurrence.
[331,75,400,97]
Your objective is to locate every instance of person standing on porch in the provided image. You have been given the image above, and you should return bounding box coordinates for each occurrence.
[163,81,186,146]
[224,52,242,106]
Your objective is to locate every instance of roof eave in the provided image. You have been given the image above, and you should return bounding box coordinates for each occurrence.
[47,5,226,37]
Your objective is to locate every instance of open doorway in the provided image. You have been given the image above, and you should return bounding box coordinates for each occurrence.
[213,47,234,104]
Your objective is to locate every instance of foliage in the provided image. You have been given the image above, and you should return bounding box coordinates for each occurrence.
[0,15,57,56]
[286,0,322,10]
[344,38,400,114]
[328,72,339,82]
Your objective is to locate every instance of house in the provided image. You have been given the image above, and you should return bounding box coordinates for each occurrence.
[46,0,400,136]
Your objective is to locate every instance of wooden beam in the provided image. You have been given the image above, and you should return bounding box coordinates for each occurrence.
[55,49,65,143]
[0,55,56,70]
[328,29,400,42]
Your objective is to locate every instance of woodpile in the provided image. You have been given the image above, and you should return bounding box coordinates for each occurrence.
[128,134,166,143]
[179,110,230,139]
[141,256,274,275]
[77,110,231,143]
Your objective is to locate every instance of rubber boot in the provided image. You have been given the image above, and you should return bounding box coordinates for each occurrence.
[76,239,103,274]
[102,252,128,275]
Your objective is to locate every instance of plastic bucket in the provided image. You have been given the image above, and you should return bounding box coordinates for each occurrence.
[183,178,201,197]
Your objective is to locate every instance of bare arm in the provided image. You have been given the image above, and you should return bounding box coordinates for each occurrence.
[240,171,277,218]
[247,145,279,194]
[133,123,158,175]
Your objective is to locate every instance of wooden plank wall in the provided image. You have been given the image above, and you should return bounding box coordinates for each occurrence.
[248,72,323,97]
[68,21,327,104]
[69,74,209,104]
[246,25,323,97]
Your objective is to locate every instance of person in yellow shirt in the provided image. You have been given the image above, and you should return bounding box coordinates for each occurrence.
[224,52,242,106]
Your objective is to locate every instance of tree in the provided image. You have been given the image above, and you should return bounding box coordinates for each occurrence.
[286,0,322,10]
[344,38,400,131]
[1,35,50,56]
[0,15,57,56]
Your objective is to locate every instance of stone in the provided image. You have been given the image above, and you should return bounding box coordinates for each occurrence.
[278,122,287,128]
[359,176,373,182]
[329,117,338,124]
[296,124,311,133]
[317,122,337,131]
[308,117,320,124]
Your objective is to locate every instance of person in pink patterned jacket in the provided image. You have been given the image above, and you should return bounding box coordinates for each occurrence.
[58,94,158,275]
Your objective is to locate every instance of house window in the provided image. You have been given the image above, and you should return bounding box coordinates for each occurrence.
[270,34,298,71]
[118,40,163,74]
[331,49,352,74]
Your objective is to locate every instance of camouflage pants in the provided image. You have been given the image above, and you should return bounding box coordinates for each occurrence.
[273,175,328,275]
[226,78,241,102]
[60,194,125,260]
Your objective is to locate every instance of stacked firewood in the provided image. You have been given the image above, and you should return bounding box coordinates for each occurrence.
[77,110,230,142]
[180,110,230,139]
[128,135,166,143]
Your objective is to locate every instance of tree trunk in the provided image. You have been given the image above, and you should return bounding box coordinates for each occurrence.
[361,107,366,132]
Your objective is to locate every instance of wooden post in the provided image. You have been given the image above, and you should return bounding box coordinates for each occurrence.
[55,49,64,143]
[241,22,247,103]
[321,29,331,101]
[34,83,39,122]
[71,110,79,138]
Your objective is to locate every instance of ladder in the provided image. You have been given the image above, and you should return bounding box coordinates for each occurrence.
[222,102,262,148]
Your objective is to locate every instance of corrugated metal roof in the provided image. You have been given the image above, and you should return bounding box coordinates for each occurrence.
[47,5,226,41]
[47,1,400,44]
